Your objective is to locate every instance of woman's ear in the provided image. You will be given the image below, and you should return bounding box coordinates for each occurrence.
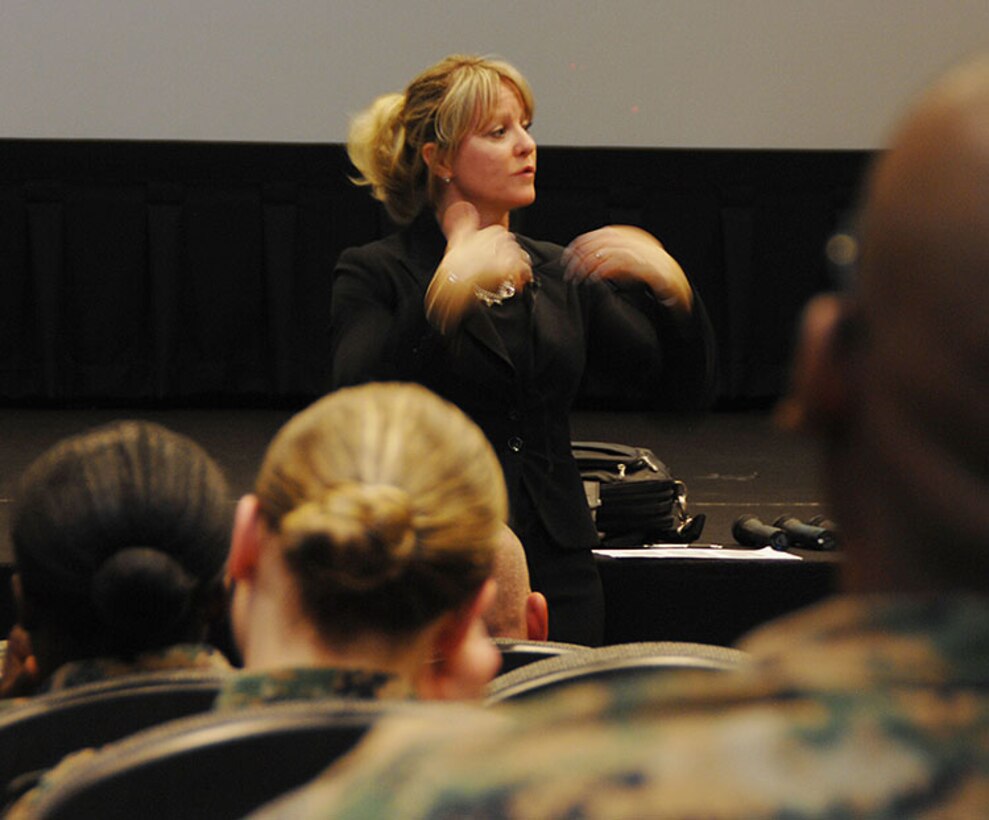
[776,294,857,436]
[418,580,501,700]
[227,495,263,583]
[422,142,453,181]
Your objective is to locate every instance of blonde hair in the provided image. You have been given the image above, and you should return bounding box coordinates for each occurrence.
[347,54,535,224]
[254,382,508,645]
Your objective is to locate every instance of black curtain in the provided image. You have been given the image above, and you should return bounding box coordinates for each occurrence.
[0,139,870,407]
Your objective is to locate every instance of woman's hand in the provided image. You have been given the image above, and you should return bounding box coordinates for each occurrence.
[0,625,40,699]
[424,203,533,334]
[562,225,693,314]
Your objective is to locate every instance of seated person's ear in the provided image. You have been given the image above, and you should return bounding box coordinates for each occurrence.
[227,495,263,583]
[419,579,501,701]
[1,576,41,698]
[525,591,550,643]
[0,618,40,699]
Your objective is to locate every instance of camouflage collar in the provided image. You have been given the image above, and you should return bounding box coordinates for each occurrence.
[214,665,415,711]
[41,643,232,694]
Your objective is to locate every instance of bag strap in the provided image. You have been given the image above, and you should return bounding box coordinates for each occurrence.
[571,441,641,459]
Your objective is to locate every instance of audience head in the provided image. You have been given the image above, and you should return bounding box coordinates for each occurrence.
[228,382,509,698]
[347,53,534,224]
[485,525,548,641]
[781,56,989,592]
[10,421,232,674]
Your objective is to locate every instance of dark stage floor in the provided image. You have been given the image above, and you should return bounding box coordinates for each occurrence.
[0,405,830,565]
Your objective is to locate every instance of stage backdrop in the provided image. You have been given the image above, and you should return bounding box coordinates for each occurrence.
[2,2,982,406]
[0,139,868,407]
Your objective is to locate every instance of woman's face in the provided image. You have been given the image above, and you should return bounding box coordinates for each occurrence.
[446,81,536,226]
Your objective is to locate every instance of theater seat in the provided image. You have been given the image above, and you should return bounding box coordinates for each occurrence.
[0,669,229,804]
[486,641,752,704]
[30,699,469,820]
[492,637,586,673]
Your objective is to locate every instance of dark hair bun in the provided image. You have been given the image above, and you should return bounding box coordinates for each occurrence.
[91,547,197,647]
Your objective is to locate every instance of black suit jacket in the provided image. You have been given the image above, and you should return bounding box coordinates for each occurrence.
[330,212,716,550]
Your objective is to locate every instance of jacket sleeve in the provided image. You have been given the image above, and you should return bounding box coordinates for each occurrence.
[581,277,718,410]
[329,245,445,389]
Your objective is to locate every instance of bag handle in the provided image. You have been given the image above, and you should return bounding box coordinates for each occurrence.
[572,441,668,476]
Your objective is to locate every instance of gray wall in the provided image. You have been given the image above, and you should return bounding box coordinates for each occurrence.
[2,1,987,148]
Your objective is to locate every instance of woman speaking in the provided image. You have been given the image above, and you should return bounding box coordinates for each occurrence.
[331,54,716,645]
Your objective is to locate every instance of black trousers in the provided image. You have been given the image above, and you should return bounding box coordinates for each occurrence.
[513,492,605,647]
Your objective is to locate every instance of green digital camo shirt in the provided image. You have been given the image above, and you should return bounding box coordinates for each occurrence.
[7,663,409,818]
[0,642,232,713]
[214,666,414,710]
[256,594,989,819]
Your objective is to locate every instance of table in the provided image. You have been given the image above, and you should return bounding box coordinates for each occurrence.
[596,549,841,646]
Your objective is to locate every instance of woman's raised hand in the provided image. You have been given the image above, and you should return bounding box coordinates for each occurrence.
[562,225,693,313]
[425,203,533,333]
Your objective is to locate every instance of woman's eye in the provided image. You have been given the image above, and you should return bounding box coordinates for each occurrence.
[488,126,506,138]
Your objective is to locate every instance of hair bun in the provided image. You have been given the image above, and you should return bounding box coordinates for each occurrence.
[281,482,417,591]
[91,547,196,645]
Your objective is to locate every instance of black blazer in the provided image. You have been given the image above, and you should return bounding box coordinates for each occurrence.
[330,212,716,550]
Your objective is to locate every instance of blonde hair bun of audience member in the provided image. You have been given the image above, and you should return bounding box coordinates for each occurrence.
[254,382,508,643]
[347,53,534,224]
[280,482,417,591]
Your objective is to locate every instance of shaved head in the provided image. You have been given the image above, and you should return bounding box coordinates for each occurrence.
[862,56,989,399]
[827,57,989,588]
[484,525,548,641]
[485,526,532,638]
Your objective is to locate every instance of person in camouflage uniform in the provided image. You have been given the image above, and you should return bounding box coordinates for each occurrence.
[0,420,235,705]
[10,383,510,816]
[221,381,508,704]
[254,55,989,818]
[0,421,236,816]
[482,524,549,642]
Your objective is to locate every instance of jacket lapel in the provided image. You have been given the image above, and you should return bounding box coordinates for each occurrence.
[403,212,514,372]
[462,311,514,372]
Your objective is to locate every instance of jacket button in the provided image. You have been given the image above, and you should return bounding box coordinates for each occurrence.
[508,436,524,452]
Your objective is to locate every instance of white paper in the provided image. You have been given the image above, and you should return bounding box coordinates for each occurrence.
[593,545,803,561]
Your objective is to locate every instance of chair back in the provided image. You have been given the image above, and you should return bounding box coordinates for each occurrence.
[31,699,467,820]
[0,669,228,801]
[486,641,751,704]
[492,637,585,674]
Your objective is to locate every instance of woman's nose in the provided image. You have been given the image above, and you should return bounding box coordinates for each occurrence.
[516,129,535,155]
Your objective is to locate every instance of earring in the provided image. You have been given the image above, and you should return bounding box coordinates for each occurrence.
[442,176,451,184]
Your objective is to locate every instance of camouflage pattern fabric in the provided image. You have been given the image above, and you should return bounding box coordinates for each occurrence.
[40,642,232,693]
[256,595,989,818]
[3,643,232,817]
[214,666,414,710]
[0,642,232,715]
[7,663,410,817]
